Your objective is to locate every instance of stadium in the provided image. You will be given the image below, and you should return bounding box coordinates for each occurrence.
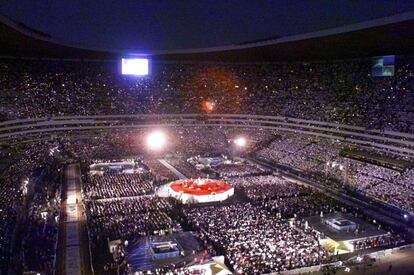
[1,3,414,275]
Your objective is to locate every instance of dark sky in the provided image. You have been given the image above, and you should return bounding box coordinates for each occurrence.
[1,0,414,51]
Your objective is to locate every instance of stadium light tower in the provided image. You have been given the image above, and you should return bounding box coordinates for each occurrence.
[146,130,167,151]
[234,137,247,147]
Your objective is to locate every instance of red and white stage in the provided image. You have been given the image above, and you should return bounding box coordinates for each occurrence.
[167,178,234,204]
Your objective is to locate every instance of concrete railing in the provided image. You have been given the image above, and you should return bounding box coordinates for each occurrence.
[1,114,414,156]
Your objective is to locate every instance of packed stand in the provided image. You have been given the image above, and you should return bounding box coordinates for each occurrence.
[257,134,414,213]
[0,140,64,274]
[184,203,329,274]
[209,162,269,178]
[230,175,310,200]
[84,173,155,200]
[2,58,414,132]
[86,197,179,242]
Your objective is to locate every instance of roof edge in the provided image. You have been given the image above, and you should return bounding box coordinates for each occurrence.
[1,10,414,56]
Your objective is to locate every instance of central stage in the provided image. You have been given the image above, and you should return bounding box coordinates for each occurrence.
[168,178,234,204]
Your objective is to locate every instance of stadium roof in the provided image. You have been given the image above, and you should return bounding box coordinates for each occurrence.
[1,11,414,62]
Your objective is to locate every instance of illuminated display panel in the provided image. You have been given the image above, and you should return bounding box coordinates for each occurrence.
[372,55,395,77]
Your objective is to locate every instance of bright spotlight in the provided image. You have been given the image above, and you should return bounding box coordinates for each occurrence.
[146,130,167,151]
[234,137,247,147]
[121,58,149,76]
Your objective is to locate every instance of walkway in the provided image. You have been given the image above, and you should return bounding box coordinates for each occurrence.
[65,165,82,275]
[158,159,187,179]
[56,164,91,275]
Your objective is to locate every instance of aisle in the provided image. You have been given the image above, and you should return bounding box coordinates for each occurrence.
[158,159,187,179]
[56,164,90,275]
[65,164,81,275]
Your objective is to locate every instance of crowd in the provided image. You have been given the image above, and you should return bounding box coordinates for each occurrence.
[261,194,344,219]
[210,162,268,178]
[0,140,64,274]
[86,197,179,242]
[0,172,21,274]
[2,56,414,274]
[180,169,407,274]
[0,132,409,275]
[1,58,414,133]
[183,203,329,274]
[143,159,179,181]
[83,172,155,200]
[230,175,310,200]
[229,174,344,218]
[172,128,230,156]
[22,164,61,274]
[257,134,414,213]
[187,155,271,178]
[257,134,341,173]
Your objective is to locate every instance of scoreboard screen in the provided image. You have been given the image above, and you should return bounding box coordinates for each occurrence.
[121,58,149,76]
[372,55,395,77]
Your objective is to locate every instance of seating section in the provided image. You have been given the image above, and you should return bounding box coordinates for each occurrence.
[1,59,414,132]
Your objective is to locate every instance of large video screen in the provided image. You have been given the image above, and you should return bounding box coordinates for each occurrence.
[372,55,395,77]
[121,58,149,76]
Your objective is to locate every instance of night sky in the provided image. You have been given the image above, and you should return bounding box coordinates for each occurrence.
[1,1,414,51]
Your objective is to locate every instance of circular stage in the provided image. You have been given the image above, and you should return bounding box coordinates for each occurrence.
[168,178,234,204]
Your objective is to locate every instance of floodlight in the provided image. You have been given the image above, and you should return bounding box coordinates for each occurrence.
[234,137,247,147]
[146,130,167,151]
